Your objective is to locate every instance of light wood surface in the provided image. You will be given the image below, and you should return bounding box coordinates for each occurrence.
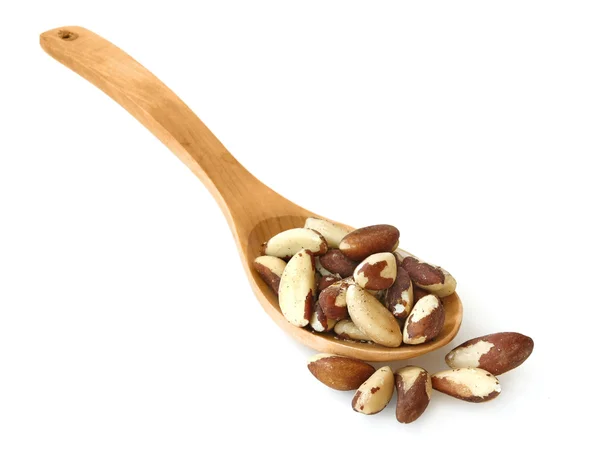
[40,26,462,361]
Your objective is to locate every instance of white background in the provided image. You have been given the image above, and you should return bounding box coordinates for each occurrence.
[0,1,598,459]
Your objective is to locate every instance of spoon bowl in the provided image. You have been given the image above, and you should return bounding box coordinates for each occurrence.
[40,26,462,361]
[247,215,462,361]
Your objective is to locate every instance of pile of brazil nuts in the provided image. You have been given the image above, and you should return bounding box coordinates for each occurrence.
[253,218,457,347]
[307,331,534,422]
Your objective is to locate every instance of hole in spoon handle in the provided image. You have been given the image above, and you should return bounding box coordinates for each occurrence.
[57,29,78,41]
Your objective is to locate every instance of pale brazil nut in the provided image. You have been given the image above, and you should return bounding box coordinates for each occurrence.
[353,252,397,290]
[346,284,402,347]
[339,225,400,261]
[445,332,534,375]
[333,319,371,342]
[304,217,350,248]
[432,368,501,403]
[264,228,328,259]
[394,366,432,423]
[278,249,316,327]
[352,366,395,414]
[253,255,287,294]
[307,354,375,390]
[403,294,445,345]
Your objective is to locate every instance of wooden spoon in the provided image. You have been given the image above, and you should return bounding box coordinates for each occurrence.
[40,26,462,361]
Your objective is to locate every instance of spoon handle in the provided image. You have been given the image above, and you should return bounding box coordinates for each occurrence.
[40,26,280,228]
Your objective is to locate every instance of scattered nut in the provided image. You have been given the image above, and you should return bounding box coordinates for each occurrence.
[384,254,414,320]
[347,285,402,347]
[352,366,395,414]
[445,332,534,375]
[394,366,432,423]
[403,294,445,345]
[304,217,350,248]
[253,255,287,294]
[264,228,328,259]
[334,319,371,342]
[401,256,457,298]
[432,368,501,403]
[310,302,337,332]
[278,249,316,327]
[339,225,400,261]
[353,252,397,290]
[307,354,375,390]
[319,249,360,278]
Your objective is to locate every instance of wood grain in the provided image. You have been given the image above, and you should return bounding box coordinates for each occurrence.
[40,26,462,361]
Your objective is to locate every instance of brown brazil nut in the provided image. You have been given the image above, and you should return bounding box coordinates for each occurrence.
[347,284,402,348]
[352,366,395,415]
[307,354,375,390]
[318,274,341,293]
[253,255,287,294]
[318,278,353,320]
[353,252,397,290]
[264,228,328,259]
[401,256,456,297]
[394,366,432,423]
[315,257,334,277]
[432,368,501,403]
[384,255,414,320]
[339,225,400,261]
[445,332,534,375]
[403,294,445,345]
[334,319,371,342]
[304,218,350,249]
[319,249,359,278]
[278,249,316,327]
